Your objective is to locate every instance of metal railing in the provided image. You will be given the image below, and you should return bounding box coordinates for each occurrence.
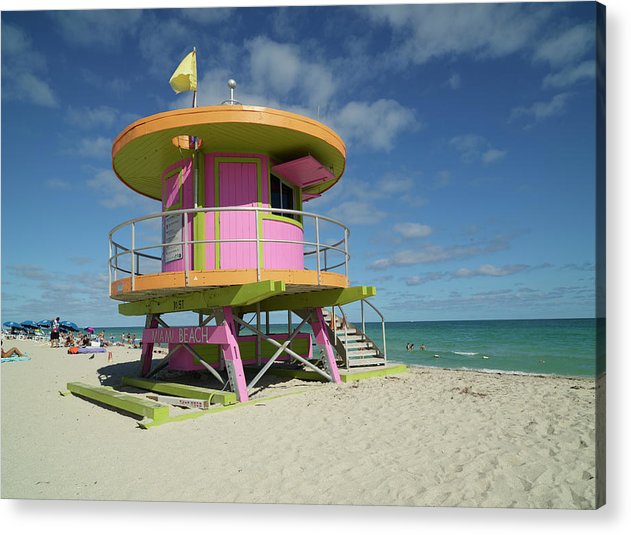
[108,206,350,295]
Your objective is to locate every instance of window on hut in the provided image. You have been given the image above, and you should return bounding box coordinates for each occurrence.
[270,175,295,219]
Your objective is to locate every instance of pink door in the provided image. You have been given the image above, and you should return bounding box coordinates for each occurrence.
[219,162,258,269]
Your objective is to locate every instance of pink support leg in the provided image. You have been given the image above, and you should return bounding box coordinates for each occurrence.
[310,307,342,384]
[139,314,159,377]
[221,307,249,402]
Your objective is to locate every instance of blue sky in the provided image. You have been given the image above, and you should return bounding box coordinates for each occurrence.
[1,1,602,326]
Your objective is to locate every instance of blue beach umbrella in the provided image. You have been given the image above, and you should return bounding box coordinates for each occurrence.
[3,321,26,331]
[20,320,40,331]
[60,321,81,332]
[37,320,52,328]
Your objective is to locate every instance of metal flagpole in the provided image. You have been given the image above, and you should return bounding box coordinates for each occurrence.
[192,47,197,108]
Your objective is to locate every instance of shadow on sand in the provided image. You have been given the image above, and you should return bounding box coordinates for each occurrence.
[96,360,311,398]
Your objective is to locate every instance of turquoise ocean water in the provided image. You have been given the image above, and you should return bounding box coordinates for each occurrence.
[94,318,600,379]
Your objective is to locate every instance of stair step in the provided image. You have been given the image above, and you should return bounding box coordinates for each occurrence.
[344,342,372,349]
[347,349,379,357]
[333,328,358,335]
[335,332,362,340]
[348,357,387,367]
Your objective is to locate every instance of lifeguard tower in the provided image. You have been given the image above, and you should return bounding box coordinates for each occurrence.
[107,81,388,403]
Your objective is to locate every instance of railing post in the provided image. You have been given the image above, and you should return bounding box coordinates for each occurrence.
[131,222,136,291]
[113,244,118,282]
[108,237,112,297]
[315,216,321,284]
[382,318,387,363]
[255,209,261,281]
[183,212,190,285]
[343,308,349,371]
[256,303,261,366]
[361,299,365,338]
[344,228,349,280]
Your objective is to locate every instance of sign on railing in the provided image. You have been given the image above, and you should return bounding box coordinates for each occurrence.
[164,213,183,263]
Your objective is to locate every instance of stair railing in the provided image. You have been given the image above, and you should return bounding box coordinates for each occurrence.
[360,298,387,365]
[332,305,351,370]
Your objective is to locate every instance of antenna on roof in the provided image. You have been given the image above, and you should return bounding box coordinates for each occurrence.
[221,79,241,105]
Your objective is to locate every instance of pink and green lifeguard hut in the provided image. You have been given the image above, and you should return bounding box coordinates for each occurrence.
[107,84,388,403]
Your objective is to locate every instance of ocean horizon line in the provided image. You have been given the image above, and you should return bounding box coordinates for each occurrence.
[90,317,599,329]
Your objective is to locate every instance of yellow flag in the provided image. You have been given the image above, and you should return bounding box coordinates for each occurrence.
[169,50,197,93]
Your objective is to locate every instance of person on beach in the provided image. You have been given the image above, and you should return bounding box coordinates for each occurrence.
[2,341,25,359]
[50,317,60,348]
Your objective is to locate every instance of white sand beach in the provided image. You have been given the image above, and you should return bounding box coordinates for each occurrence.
[1,338,599,509]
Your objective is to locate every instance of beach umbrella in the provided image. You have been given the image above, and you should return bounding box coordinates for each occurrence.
[3,321,26,332]
[20,320,40,331]
[84,326,95,334]
[37,320,52,328]
[60,321,80,332]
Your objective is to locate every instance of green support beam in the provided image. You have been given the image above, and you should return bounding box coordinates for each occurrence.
[119,280,286,316]
[240,286,376,313]
[267,364,408,383]
[122,377,237,406]
[67,382,170,422]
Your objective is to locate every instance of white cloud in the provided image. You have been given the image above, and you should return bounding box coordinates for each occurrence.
[510,92,573,124]
[66,106,139,130]
[453,264,529,278]
[448,73,461,89]
[81,69,131,95]
[377,175,415,194]
[87,169,137,209]
[481,148,507,163]
[534,23,594,67]
[3,263,120,327]
[404,272,445,286]
[393,223,432,239]
[66,106,119,129]
[50,9,142,47]
[403,264,533,285]
[333,99,418,151]
[433,171,451,189]
[327,201,387,225]
[246,37,336,110]
[46,179,72,190]
[138,18,191,74]
[369,236,511,270]
[178,7,233,24]
[66,106,119,128]
[185,37,415,153]
[248,38,302,97]
[543,60,595,89]
[450,135,506,164]
[366,3,552,66]
[16,73,58,108]
[1,23,58,108]
[72,137,112,159]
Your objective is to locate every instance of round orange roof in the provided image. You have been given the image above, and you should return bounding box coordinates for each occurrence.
[112,105,346,200]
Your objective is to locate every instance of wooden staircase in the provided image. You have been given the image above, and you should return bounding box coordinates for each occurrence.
[321,308,386,368]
